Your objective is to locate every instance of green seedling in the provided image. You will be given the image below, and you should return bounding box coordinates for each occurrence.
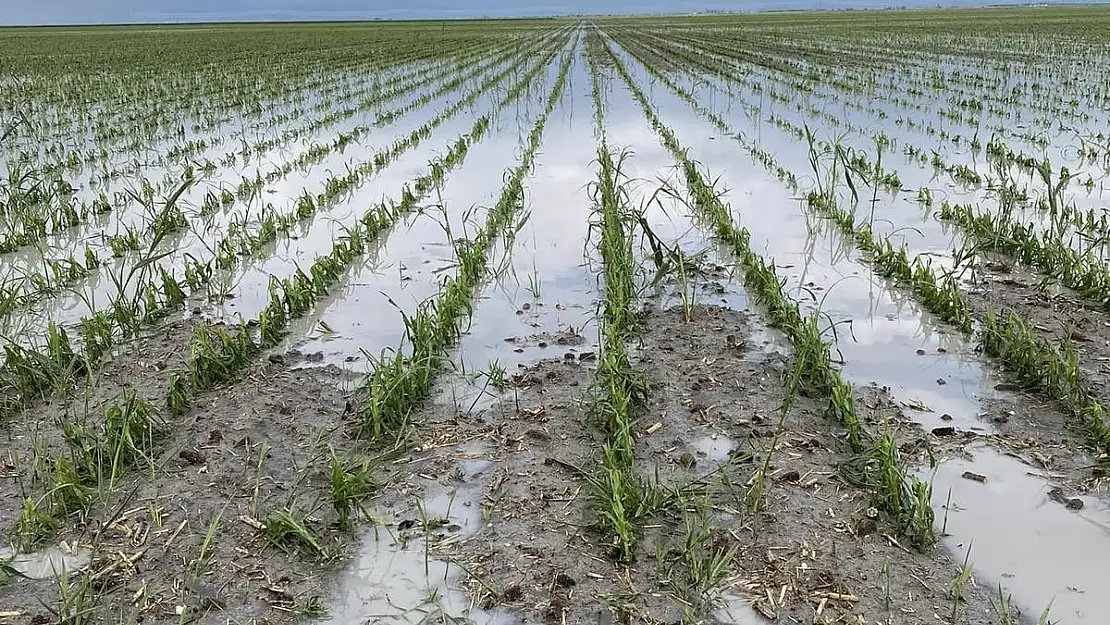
[262,508,332,561]
[329,453,377,530]
[949,544,975,622]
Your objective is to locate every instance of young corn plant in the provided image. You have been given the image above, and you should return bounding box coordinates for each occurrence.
[329,452,378,531]
[585,145,650,562]
[262,507,333,561]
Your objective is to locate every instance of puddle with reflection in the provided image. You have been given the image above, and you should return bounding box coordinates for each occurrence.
[929,443,1110,624]
[714,594,768,625]
[688,434,735,474]
[0,542,91,580]
[437,54,600,408]
[611,76,1003,436]
[282,102,541,372]
[327,451,511,625]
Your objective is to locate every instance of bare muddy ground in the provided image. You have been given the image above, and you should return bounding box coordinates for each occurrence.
[0,318,371,624]
[2,296,1096,624]
[368,305,1005,625]
[966,260,1110,489]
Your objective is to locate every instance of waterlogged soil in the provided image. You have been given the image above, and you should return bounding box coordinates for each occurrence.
[967,260,1110,476]
[1,297,1097,624]
[0,316,372,624]
[362,305,1005,625]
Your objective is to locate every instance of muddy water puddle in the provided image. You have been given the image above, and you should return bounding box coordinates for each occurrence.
[278,106,541,371]
[685,433,738,477]
[0,542,91,580]
[930,443,1110,623]
[327,449,510,625]
[623,86,1001,434]
[714,594,770,625]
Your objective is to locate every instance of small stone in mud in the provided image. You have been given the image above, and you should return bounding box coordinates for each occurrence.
[501,585,524,602]
[522,303,531,311]
[941,413,953,421]
[961,471,987,483]
[931,426,956,437]
[578,351,596,362]
[854,517,878,538]
[936,378,947,385]
[344,355,359,363]
[555,333,581,346]
[564,352,576,361]
[775,470,801,484]
[179,448,205,465]
[679,452,696,469]
[554,573,576,588]
[937,347,947,353]
[207,429,223,444]
[538,341,548,348]
[1048,487,1085,510]
[916,349,926,356]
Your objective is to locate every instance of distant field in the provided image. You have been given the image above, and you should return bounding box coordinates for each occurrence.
[1,7,1108,625]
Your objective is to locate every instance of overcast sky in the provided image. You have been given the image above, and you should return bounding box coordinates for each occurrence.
[0,0,1098,25]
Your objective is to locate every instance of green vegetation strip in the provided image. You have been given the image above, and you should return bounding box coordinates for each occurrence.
[359,50,573,442]
[171,46,569,415]
[618,29,1110,465]
[586,145,660,563]
[0,41,563,418]
[9,44,573,552]
[605,35,936,549]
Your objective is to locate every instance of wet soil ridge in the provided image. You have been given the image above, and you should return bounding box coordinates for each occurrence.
[601,32,936,550]
[449,305,1001,624]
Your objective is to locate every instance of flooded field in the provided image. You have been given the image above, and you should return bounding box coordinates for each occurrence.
[1,7,1108,624]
